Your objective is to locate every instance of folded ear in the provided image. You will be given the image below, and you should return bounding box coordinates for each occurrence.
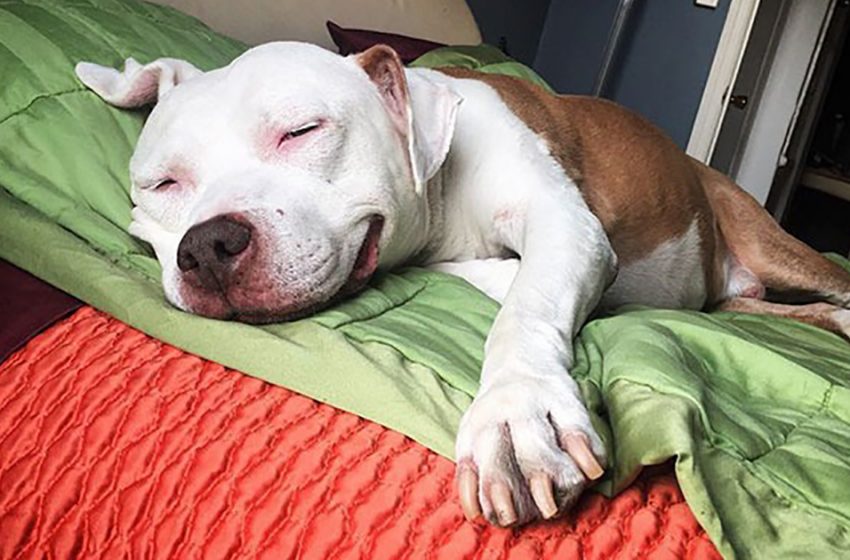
[354,45,461,195]
[75,57,202,108]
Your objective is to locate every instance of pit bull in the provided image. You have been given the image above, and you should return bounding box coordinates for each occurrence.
[76,42,850,527]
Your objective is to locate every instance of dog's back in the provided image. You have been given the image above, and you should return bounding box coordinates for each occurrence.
[438,67,850,335]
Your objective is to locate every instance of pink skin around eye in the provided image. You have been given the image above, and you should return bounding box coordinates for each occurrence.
[149,164,195,193]
[154,179,177,191]
[274,120,324,154]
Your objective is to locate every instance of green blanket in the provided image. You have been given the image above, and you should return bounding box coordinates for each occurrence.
[2,1,850,557]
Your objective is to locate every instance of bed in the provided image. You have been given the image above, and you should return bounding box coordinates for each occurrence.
[1,1,850,558]
[0,299,720,559]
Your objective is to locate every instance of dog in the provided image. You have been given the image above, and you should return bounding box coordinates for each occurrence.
[76,42,850,527]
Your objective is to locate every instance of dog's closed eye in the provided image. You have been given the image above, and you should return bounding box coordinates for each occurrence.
[278,121,321,147]
[152,179,177,191]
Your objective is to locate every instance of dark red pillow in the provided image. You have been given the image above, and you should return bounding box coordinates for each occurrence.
[0,259,81,364]
[326,21,445,63]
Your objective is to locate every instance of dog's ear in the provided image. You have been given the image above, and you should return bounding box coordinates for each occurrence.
[75,57,202,108]
[355,45,461,195]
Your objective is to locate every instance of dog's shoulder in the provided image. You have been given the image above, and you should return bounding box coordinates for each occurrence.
[434,66,586,184]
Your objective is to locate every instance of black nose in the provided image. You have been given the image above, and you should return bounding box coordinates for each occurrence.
[177,215,253,288]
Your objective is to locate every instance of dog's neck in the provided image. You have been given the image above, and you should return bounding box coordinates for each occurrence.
[376,70,452,270]
[380,68,526,270]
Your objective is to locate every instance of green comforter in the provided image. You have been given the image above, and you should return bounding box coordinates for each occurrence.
[1,1,850,557]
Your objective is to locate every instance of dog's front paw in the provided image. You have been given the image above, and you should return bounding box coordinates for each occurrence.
[455,377,607,526]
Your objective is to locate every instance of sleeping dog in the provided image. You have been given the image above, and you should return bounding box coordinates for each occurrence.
[76,43,850,527]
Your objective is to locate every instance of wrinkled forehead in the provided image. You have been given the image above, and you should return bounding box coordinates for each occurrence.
[131,42,375,173]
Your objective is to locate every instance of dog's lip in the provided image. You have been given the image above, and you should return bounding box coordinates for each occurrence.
[181,215,385,324]
[347,215,384,287]
[221,215,384,324]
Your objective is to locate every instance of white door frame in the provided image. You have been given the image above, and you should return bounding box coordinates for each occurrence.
[686,0,761,163]
[734,0,835,204]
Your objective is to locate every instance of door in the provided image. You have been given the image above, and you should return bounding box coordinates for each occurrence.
[709,0,788,176]
[688,0,836,206]
[766,1,850,221]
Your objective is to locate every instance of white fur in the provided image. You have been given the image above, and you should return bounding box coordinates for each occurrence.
[834,309,850,338]
[427,258,519,303]
[722,256,765,301]
[79,43,460,317]
[408,69,616,522]
[602,219,706,311]
[455,375,605,522]
[76,57,202,108]
[75,43,652,522]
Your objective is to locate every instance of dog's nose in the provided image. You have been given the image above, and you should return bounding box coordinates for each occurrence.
[177,215,252,288]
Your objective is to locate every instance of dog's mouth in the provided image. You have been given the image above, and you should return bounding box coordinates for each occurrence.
[340,214,384,295]
[211,214,384,324]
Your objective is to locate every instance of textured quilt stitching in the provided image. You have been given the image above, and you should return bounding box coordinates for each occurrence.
[166,376,288,557]
[330,278,432,330]
[0,87,89,128]
[0,307,720,558]
[233,401,345,557]
[1,0,225,42]
[31,329,158,549]
[281,416,375,558]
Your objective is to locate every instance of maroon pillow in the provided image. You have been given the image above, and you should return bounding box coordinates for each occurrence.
[326,21,445,63]
[0,260,81,364]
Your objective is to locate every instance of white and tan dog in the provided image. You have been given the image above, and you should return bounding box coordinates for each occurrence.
[76,42,850,527]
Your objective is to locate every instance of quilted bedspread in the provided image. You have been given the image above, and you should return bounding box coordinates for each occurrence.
[0,307,721,559]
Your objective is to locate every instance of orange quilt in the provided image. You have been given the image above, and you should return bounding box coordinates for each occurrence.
[0,307,721,559]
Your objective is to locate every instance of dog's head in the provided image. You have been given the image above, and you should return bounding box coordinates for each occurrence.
[76,43,460,322]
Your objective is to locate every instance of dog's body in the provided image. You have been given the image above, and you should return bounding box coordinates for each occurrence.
[76,42,850,527]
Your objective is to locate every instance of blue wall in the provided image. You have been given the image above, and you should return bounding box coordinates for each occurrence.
[466,0,552,65]
[534,0,730,148]
[534,0,619,94]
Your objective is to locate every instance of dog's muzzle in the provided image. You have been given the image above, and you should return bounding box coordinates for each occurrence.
[173,212,384,322]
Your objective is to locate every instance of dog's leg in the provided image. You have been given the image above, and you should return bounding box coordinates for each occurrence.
[697,161,850,308]
[427,258,519,303]
[453,187,618,527]
[716,298,850,340]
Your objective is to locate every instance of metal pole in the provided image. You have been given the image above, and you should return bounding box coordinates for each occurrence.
[593,0,638,97]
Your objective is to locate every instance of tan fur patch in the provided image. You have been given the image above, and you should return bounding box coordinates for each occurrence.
[717,299,850,340]
[437,68,720,297]
[695,160,850,306]
[435,68,850,311]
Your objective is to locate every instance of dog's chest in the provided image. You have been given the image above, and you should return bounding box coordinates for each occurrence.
[409,69,592,265]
